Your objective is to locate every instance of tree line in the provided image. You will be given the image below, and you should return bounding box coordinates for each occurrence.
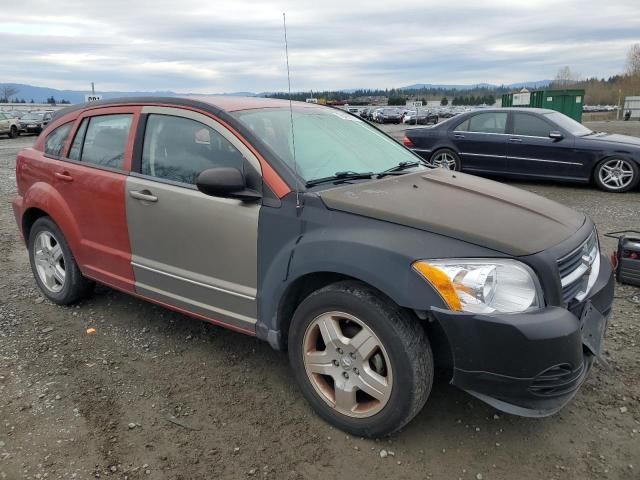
[450,95,496,106]
[267,86,508,105]
[549,44,640,105]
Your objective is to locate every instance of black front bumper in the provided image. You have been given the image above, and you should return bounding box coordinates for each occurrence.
[432,253,615,417]
[19,125,42,134]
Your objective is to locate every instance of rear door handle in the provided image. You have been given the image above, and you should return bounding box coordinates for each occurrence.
[454,133,465,139]
[508,137,523,142]
[54,172,73,182]
[129,190,158,203]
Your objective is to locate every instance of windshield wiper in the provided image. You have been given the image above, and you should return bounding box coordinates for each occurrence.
[376,161,423,178]
[305,171,374,187]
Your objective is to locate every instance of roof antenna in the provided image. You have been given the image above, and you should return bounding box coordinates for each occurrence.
[282,12,300,209]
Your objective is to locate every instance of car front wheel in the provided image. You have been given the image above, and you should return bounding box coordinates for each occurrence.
[594,158,639,192]
[288,280,433,437]
[9,126,18,138]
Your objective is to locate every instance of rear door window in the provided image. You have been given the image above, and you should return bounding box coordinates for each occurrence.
[68,114,132,169]
[467,112,507,134]
[455,118,470,131]
[141,114,244,185]
[44,122,73,158]
[512,113,552,137]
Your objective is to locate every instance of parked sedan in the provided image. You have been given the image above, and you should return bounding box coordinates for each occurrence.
[376,107,403,124]
[13,97,614,437]
[404,108,640,192]
[0,112,20,138]
[402,110,438,125]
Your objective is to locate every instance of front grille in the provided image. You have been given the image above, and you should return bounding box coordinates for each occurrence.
[529,362,585,397]
[557,230,599,304]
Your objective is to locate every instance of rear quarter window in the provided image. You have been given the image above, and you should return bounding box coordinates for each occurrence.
[44,122,73,158]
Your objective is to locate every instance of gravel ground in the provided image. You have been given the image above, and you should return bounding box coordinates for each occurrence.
[1,127,639,480]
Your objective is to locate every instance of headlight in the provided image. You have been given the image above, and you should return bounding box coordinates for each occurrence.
[413,259,543,314]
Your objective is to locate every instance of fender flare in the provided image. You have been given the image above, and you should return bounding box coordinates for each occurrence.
[257,234,448,349]
[21,181,84,264]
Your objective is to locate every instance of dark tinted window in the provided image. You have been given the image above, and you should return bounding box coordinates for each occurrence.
[141,114,243,185]
[71,114,132,169]
[455,118,470,131]
[466,112,507,134]
[513,113,552,137]
[68,118,88,161]
[44,122,72,158]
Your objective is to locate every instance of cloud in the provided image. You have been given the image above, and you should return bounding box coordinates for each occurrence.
[1,0,639,92]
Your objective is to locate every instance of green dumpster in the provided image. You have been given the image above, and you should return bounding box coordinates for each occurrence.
[501,89,584,122]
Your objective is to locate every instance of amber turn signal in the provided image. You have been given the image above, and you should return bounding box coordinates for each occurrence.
[412,261,462,311]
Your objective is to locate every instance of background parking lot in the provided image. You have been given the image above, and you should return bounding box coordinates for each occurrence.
[1,124,639,479]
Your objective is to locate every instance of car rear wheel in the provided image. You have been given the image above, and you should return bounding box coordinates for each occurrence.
[288,280,433,437]
[28,217,95,304]
[594,158,639,192]
[9,126,18,138]
[430,148,461,171]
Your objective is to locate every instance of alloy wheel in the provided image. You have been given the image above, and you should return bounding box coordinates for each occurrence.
[432,151,457,170]
[33,231,66,293]
[598,159,635,190]
[302,311,393,418]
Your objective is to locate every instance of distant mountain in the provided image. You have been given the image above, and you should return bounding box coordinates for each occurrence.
[0,83,258,104]
[399,80,552,91]
[1,80,553,105]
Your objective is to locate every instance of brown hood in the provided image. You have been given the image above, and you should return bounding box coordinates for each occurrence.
[319,168,585,256]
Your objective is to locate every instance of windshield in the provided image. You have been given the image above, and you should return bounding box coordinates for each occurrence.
[544,111,592,136]
[21,113,44,121]
[231,106,422,183]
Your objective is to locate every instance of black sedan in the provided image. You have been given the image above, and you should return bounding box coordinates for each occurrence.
[376,108,403,124]
[402,110,439,125]
[403,108,640,192]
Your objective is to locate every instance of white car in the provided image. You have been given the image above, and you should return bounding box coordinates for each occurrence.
[0,112,20,138]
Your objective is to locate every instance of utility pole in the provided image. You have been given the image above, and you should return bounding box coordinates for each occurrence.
[91,82,95,95]
[617,89,622,121]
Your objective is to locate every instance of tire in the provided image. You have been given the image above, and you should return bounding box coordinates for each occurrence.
[429,148,461,171]
[593,157,639,193]
[28,217,95,304]
[8,126,18,139]
[288,280,433,437]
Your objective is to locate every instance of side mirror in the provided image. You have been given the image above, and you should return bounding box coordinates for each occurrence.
[549,131,564,140]
[196,167,261,201]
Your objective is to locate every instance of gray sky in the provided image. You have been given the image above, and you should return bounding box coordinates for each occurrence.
[2,0,639,93]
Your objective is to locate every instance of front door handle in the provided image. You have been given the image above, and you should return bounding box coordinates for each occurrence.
[508,137,523,143]
[129,190,158,203]
[54,172,74,182]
